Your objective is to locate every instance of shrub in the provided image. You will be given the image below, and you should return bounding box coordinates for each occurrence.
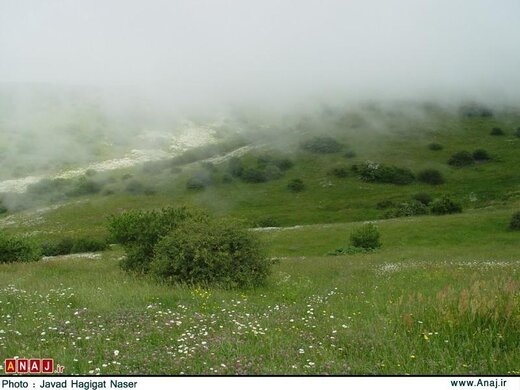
[0,201,7,214]
[428,143,443,151]
[41,237,108,256]
[300,136,342,154]
[430,196,463,215]
[228,157,244,177]
[68,177,102,196]
[418,169,445,185]
[472,149,490,161]
[509,211,520,230]
[151,218,270,288]
[263,164,283,181]
[125,180,145,195]
[253,217,280,228]
[490,127,504,136]
[328,165,349,178]
[376,199,395,209]
[0,232,40,263]
[222,174,233,183]
[459,103,493,118]
[413,192,433,206]
[448,151,474,167]
[242,168,267,183]
[515,128,520,138]
[343,150,356,158]
[186,177,206,190]
[384,200,429,218]
[349,223,381,250]
[108,207,206,273]
[275,158,294,171]
[287,179,305,192]
[358,161,415,185]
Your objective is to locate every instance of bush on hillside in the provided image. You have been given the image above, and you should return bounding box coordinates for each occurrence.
[328,165,349,178]
[228,157,244,178]
[490,127,504,136]
[459,103,493,118]
[287,179,305,192]
[376,199,395,209]
[358,161,415,185]
[263,164,283,181]
[242,168,267,183]
[428,143,443,151]
[509,211,520,231]
[384,200,429,218]
[151,218,270,288]
[418,169,445,185]
[472,149,491,161]
[108,207,206,273]
[253,216,280,228]
[515,128,520,138]
[448,151,474,167]
[41,237,109,256]
[274,158,294,171]
[349,223,381,250]
[186,177,207,190]
[343,150,357,158]
[300,136,342,154]
[0,232,40,263]
[412,192,433,206]
[430,196,463,215]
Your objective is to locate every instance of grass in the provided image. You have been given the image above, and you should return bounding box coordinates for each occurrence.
[1,106,520,375]
[0,210,519,375]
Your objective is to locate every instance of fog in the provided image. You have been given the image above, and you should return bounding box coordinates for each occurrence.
[1,0,520,193]
[2,0,520,106]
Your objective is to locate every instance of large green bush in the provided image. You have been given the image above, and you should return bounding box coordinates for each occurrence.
[108,207,205,273]
[0,232,40,263]
[349,223,381,249]
[151,218,270,288]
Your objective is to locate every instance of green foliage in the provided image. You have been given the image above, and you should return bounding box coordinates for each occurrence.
[68,177,103,196]
[125,180,145,195]
[358,161,415,185]
[417,169,445,185]
[151,218,270,289]
[509,211,520,230]
[349,223,381,249]
[186,177,207,190]
[384,200,429,218]
[253,216,280,228]
[0,200,7,214]
[376,199,395,209]
[108,207,205,273]
[274,158,294,171]
[228,157,244,177]
[41,237,108,256]
[242,168,267,183]
[430,196,463,215]
[490,127,504,136]
[459,103,493,118]
[0,232,40,263]
[343,150,356,158]
[263,164,283,181]
[328,165,349,178]
[300,136,342,154]
[448,151,474,167]
[515,128,520,138]
[472,149,490,161]
[428,143,443,151]
[287,178,305,192]
[412,192,433,206]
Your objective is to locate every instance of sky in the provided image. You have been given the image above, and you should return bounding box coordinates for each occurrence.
[1,0,520,106]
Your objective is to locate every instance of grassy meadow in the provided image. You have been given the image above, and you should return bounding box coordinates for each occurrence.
[0,105,519,375]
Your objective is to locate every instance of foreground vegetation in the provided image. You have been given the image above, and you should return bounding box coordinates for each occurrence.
[1,104,519,375]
